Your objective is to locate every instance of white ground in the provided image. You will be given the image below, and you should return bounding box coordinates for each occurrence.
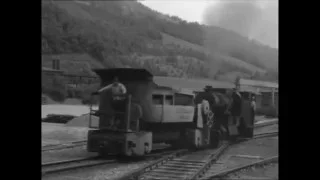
[41,104,98,118]
[42,123,90,145]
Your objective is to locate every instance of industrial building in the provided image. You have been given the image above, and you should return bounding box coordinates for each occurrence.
[236,78,278,116]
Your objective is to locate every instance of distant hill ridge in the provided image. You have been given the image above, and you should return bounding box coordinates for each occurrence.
[42,0,278,82]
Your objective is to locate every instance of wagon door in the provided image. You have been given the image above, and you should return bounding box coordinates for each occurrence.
[151,94,164,122]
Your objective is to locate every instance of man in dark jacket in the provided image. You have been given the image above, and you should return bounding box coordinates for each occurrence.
[230,88,242,126]
[251,95,256,122]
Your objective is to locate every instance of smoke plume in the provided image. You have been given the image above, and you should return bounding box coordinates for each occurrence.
[203,0,263,37]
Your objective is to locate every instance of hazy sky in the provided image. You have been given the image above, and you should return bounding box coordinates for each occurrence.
[140,0,278,48]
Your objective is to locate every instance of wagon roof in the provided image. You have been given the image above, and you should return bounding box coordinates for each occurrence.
[153,76,234,92]
[239,78,278,89]
[93,68,153,82]
[154,86,196,96]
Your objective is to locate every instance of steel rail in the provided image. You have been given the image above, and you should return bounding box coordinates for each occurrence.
[116,130,278,180]
[200,156,278,180]
[42,157,116,175]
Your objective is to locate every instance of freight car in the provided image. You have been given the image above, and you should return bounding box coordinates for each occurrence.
[87,68,254,157]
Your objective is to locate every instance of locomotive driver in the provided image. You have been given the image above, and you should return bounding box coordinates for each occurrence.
[93,77,127,112]
[96,77,127,98]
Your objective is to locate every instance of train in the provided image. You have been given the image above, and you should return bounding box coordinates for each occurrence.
[87,68,254,157]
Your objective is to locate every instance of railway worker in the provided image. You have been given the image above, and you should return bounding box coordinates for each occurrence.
[251,95,256,121]
[230,87,242,126]
[93,77,127,112]
[251,95,256,111]
[96,77,127,98]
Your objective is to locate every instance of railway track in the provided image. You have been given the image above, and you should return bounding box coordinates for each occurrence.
[41,120,277,152]
[41,121,278,177]
[200,156,278,180]
[254,120,278,129]
[42,140,87,152]
[116,131,278,180]
[42,156,116,175]
[41,145,180,176]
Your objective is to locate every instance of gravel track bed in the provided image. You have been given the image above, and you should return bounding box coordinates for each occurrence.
[41,118,278,179]
[42,157,161,180]
[255,123,278,134]
[202,135,278,179]
[42,146,98,163]
[224,162,278,179]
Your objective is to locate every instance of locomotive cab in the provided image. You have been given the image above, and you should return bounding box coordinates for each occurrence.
[87,94,152,157]
[87,69,153,157]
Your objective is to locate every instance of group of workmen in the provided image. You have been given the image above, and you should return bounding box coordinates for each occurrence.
[228,87,256,126]
[92,77,257,131]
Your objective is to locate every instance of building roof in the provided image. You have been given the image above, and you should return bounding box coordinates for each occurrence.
[154,86,195,96]
[42,67,64,73]
[238,78,278,89]
[153,76,234,92]
[239,87,262,95]
[93,68,153,82]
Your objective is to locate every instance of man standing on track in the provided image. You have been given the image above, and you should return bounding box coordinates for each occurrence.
[230,87,242,126]
[251,95,256,122]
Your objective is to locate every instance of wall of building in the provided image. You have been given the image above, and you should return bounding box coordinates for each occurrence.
[42,70,64,85]
[237,79,278,117]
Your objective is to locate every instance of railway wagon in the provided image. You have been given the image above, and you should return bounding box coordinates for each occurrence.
[87,68,254,157]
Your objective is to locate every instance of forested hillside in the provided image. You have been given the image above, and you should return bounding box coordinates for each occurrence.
[42,0,278,81]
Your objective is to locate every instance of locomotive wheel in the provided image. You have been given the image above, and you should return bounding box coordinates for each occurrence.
[210,130,220,148]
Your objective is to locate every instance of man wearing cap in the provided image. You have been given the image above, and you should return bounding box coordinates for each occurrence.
[230,87,242,126]
[251,95,256,122]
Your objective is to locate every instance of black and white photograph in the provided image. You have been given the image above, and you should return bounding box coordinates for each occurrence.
[41,0,278,179]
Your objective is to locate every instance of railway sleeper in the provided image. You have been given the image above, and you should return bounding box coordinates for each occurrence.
[157,166,200,172]
[171,159,207,164]
[151,168,196,175]
[162,162,204,168]
[141,171,190,179]
[140,174,184,180]
[160,164,200,171]
[166,160,205,166]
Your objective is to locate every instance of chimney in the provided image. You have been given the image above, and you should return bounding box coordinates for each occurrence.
[52,59,60,70]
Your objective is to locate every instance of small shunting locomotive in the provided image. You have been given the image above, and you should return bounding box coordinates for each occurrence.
[87,68,254,157]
